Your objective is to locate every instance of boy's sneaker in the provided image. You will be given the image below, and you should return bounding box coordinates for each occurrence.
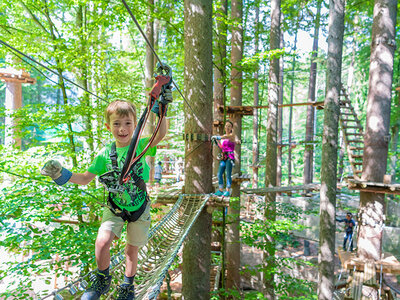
[222,191,230,197]
[81,272,112,300]
[214,190,224,196]
[116,283,135,300]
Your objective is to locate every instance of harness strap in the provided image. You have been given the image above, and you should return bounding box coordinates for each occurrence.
[107,142,148,222]
[110,142,119,171]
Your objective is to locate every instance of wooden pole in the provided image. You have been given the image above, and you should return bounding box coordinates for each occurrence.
[1,68,36,148]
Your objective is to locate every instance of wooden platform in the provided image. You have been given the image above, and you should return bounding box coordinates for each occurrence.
[217,101,325,116]
[0,68,36,84]
[338,249,400,275]
[242,183,320,195]
[346,179,400,195]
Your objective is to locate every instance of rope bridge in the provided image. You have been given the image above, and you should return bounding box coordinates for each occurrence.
[42,194,210,300]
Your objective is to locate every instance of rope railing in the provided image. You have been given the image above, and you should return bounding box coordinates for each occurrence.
[40,194,210,300]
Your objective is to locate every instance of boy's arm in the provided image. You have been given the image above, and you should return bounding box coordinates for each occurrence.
[41,160,96,186]
[69,171,96,185]
[150,117,167,147]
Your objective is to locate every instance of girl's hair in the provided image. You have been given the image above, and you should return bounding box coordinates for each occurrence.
[105,100,137,124]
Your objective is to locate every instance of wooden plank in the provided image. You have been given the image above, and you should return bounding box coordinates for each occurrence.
[217,101,325,115]
[242,183,320,195]
[346,179,400,195]
[338,248,400,275]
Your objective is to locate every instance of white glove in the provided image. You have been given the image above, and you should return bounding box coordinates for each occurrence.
[41,160,72,185]
[41,160,62,179]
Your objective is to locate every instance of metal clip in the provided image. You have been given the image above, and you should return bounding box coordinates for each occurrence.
[68,284,77,295]
[54,293,63,300]
[156,62,172,77]
[79,279,89,290]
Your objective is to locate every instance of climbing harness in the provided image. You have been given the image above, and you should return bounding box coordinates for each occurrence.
[98,143,148,222]
[212,138,235,165]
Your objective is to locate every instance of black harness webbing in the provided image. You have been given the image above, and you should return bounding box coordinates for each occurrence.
[105,143,148,223]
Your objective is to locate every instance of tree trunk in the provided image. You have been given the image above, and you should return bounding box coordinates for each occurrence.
[318,0,345,298]
[76,4,95,160]
[213,0,227,178]
[144,0,156,183]
[252,2,260,188]
[182,0,213,299]
[287,28,298,186]
[277,30,284,187]
[346,15,359,96]
[303,0,321,185]
[226,0,243,292]
[263,0,280,297]
[358,0,397,261]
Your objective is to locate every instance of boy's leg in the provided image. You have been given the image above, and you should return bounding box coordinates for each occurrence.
[95,229,116,270]
[82,230,115,300]
[116,202,151,299]
[125,244,139,276]
[82,209,124,300]
[343,234,348,250]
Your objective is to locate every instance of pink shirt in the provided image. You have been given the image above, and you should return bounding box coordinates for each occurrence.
[221,139,235,160]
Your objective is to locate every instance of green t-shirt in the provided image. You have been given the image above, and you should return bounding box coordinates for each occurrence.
[88,137,156,211]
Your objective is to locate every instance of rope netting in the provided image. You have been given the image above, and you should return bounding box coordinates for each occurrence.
[43,194,210,300]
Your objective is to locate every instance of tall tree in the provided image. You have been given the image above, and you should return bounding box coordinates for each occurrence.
[318,0,345,298]
[144,0,156,182]
[226,0,243,292]
[182,0,213,298]
[252,0,260,188]
[213,0,228,177]
[358,0,397,261]
[264,0,280,297]
[287,26,298,186]
[303,0,322,186]
[277,30,284,187]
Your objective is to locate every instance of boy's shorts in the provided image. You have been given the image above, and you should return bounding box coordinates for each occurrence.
[99,201,151,247]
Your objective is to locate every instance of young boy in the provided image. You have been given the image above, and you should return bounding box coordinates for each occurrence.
[41,98,170,300]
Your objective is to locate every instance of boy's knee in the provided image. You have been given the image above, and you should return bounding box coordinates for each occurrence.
[125,244,139,257]
[95,232,114,250]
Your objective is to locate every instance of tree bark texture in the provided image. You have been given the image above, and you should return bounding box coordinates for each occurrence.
[144,0,156,183]
[213,0,227,177]
[303,0,321,185]
[182,1,213,299]
[277,30,284,187]
[252,2,260,188]
[226,0,243,292]
[263,0,280,297]
[358,0,397,261]
[288,29,298,186]
[318,0,345,299]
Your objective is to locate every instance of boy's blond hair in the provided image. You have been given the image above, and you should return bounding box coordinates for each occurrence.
[105,100,137,124]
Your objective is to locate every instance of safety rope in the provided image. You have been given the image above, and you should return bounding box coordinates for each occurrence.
[0,40,108,104]
[120,0,211,135]
[40,194,210,300]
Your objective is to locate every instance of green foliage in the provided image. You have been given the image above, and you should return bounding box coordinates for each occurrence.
[239,200,316,299]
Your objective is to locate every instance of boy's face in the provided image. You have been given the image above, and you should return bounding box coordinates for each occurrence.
[105,113,136,147]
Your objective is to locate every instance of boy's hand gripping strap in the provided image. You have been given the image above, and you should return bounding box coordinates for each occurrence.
[119,63,172,185]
